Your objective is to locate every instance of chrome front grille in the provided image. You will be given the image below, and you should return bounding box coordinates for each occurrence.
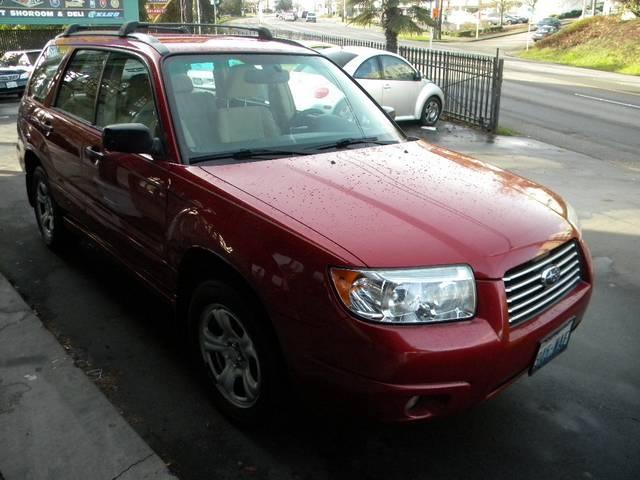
[0,74,19,82]
[504,241,583,325]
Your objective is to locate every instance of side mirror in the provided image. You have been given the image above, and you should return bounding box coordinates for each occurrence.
[103,123,155,155]
[382,105,396,120]
[414,71,422,81]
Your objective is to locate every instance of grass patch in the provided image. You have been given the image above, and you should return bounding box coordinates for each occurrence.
[496,126,520,136]
[398,32,432,42]
[519,16,640,76]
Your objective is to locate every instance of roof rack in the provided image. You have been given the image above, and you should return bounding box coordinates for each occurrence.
[59,24,122,37]
[57,22,308,56]
[119,22,274,41]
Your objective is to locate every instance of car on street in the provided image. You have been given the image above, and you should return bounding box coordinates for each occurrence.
[323,46,445,126]
[18,22,593,425]
[0,49,40,97]
[306,12,317,22]
[532,25,558,42]
[283,11,297,21]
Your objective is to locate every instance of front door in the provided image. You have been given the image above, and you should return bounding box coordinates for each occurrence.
[88,51,171,291]
[353,56,384,107]
[378,55,423,119]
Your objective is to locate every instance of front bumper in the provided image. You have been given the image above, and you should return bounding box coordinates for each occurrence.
[294,277,592,422]
[0,79,27,96]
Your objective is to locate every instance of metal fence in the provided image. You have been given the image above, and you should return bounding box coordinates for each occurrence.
[0,28,64,54]
[0,26,503,131]
[273,29,504,132]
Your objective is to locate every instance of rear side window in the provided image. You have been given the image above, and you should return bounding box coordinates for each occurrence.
[27,46,70,102]
[324,50,357,68]
[354,57,382,80]
[55,49,108,123]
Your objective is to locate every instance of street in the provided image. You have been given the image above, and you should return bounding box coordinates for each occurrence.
[235,16,640,166]
[1,76,639,480]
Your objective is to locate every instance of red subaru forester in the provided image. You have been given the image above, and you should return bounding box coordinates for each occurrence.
[17,23,593,424]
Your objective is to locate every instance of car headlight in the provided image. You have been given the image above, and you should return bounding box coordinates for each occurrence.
[330,265,476,324]
[565,201,581,233]
[19,72,30,80]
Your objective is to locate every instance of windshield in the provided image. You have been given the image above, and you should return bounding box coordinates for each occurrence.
[163,53,405,164]
[0,53,21,67]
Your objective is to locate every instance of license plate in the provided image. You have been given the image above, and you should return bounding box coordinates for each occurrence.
[530,318,574,374]
[7,81,17,88]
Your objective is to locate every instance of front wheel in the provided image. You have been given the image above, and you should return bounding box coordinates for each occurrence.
[420,96,442,126]
[189,280,279,426]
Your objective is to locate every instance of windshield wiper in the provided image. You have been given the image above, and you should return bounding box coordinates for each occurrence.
[310,137,398,151]
[189,148,311,165]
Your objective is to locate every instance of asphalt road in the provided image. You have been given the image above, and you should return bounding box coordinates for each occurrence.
[1,95,639,479]
[237,16,640,166]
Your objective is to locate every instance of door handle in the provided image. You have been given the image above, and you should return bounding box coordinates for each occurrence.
[34,117,54,135]
[84,145,104,165]
[383,83,391,90]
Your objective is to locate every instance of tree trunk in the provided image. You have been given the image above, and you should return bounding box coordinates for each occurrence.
[385,29,398,53]
[382,1,400,53]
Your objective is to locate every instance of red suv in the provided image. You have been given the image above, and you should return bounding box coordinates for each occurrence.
[18,23,593,424]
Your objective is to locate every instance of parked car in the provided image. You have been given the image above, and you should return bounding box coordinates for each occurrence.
[532,25,558,41]
[324,46,445,126]
[536,17,561,29]
[18,23,593,425]
[282,11,297,21]
[306,12,317,22]
[0,49,40,97]
[504,14,523,24]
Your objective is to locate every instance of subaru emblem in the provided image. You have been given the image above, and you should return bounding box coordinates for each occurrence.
[540,265,561,286]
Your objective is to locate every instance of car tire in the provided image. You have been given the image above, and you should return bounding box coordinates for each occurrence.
[188,280,280,426]
[32,166,68,249]
[421,96,442,126]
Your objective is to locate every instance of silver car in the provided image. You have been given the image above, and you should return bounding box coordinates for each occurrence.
[324,46,445,126]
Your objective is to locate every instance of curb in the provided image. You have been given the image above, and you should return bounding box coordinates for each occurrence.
[0,273,177,480]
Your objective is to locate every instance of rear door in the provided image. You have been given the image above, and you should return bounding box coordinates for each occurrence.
[378,55,422,118]
[45,49,108,224]
[353,56,384,106]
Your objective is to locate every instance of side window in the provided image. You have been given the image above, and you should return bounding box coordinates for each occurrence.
[354,57,383,80]
[27,46,70,102]
[55,49,108,123]
[96,53,159,134]
[380,55,416,81]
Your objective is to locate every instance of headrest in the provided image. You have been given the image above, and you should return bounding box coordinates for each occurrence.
[172,73,194,94]
[226,65,267,99]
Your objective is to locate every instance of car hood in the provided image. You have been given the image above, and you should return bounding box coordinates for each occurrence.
[199,141,574,279]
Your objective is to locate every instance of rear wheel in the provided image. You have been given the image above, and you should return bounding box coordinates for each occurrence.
[32,166,67,249]
[420,96,442,126]
[189,280,279,425]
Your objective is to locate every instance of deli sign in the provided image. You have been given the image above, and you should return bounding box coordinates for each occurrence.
[0,0,139,24]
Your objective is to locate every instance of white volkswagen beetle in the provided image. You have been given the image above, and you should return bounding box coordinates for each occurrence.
[323,46,445,126]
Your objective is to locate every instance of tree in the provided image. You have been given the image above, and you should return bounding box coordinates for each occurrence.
[348,0,434,53]
[277,0,293,11]
[620,0,640,16]
[494,0,518,26]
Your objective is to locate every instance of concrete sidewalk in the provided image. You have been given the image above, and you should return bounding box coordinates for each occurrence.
[0,274,177,480]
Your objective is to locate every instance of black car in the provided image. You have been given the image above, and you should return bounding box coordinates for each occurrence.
[536,17,561,29]
[0,49,40,97]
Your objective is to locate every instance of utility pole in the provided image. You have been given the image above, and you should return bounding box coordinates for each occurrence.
[591,0,596,16]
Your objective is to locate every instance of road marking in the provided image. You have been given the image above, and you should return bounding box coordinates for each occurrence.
[574,93,640,110]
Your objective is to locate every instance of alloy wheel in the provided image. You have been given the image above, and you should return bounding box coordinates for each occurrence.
[199,304,261,408]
